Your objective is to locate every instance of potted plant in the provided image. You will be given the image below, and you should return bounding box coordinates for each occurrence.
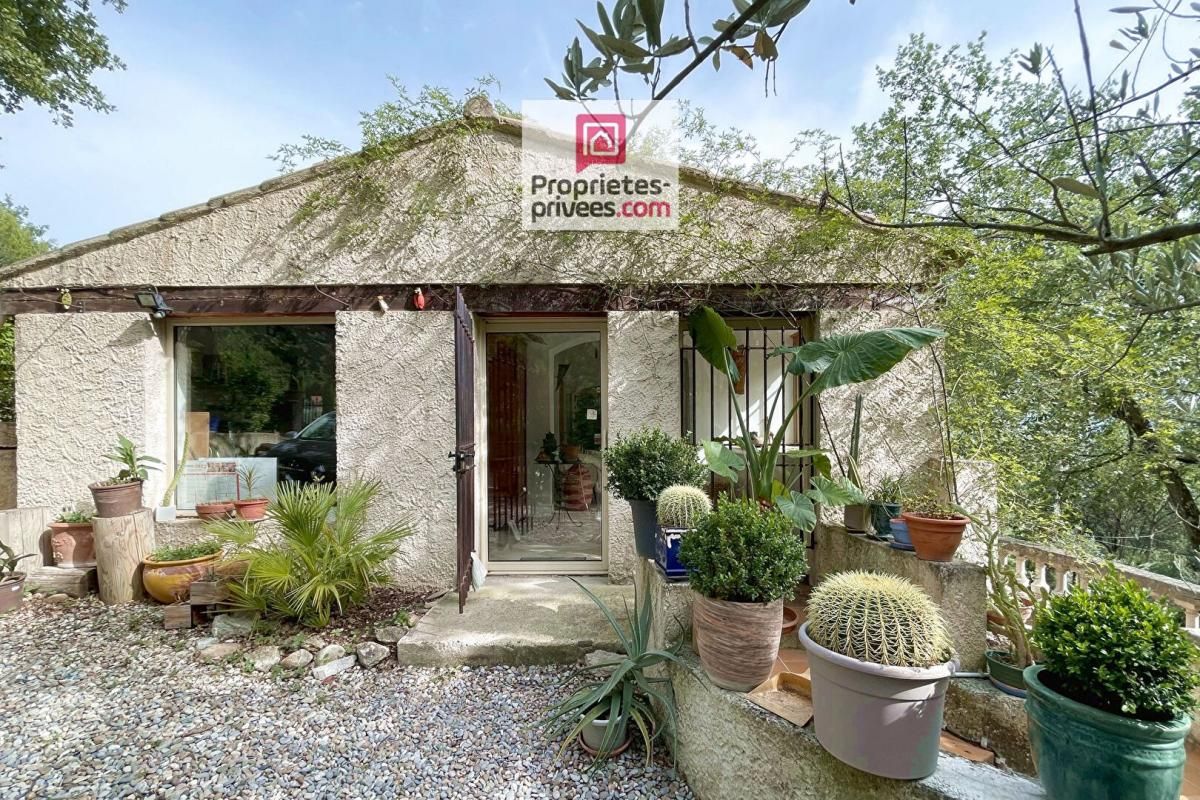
[49,508,95,568]
[603,427,706,558]
[89,434,162,518]
[141,539,224,604]
[900,468,968,561]
[680,497,808,691]
[869,475,904,540]
[799,571,957,780]
[0,542,35,614]
[156,433,188,523]
[233,465,269,521]
[1024,569,1199,800]
[542,579,686,764]
[842,395,870,534]
[195,499,235,520]
[654,484,711,581]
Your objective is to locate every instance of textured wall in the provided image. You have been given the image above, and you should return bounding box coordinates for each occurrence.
[336,311,456,590]
[606,311,681,583]
[15,313,169,513]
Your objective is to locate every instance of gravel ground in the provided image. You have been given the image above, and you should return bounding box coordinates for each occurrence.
[0,596,693,800]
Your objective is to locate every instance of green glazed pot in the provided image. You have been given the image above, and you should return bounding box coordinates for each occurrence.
[1024,665,1190,800]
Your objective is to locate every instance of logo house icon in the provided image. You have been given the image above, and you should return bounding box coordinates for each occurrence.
[575,113,627,173]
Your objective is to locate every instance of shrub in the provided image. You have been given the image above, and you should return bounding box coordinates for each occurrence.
[603,428,705,502]
[1031,567,1200,722]
[656,485,712,527]
[807,571,953,668]
[206,478,411,628]
[55,509,93,524]
[150,539,222,562]
[679,497,806,603]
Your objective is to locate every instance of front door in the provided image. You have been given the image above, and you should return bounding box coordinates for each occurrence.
[481,319,607,573]
[452,289,476,612]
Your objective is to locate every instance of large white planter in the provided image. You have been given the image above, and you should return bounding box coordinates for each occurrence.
[799,622,954,780]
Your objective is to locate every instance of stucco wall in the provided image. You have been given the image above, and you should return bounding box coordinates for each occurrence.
[336,310,456,590]
[606,311,681,584]
[15,313,169,513]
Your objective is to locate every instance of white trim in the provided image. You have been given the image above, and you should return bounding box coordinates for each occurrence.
[478,317,608,575]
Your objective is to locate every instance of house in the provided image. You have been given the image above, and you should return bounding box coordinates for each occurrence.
[0,98,944,605]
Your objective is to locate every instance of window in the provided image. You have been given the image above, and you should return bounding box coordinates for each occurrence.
[173,323,336,510]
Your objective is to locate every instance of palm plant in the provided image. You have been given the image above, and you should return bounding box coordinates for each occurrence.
[542,579,690,766]
[205,477,411,628]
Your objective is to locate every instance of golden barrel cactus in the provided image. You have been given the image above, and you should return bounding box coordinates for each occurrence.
[807,571,953,668]
[656,485,712,528]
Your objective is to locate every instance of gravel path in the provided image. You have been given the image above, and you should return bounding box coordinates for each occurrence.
[0,596,692,800]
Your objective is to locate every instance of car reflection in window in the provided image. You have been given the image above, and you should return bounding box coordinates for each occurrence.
[256,412,336,485]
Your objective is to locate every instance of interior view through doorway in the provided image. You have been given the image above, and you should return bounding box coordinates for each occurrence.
[484,320,605,571]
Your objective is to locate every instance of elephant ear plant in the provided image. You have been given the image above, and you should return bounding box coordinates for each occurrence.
[687,306,944,535]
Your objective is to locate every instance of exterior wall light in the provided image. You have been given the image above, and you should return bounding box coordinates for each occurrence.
[135,289,173,320]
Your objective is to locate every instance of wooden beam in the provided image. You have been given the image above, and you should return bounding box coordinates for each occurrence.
[0,282,914,317]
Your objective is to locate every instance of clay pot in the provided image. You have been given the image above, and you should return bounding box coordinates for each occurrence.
[560,444,582,461]
[0,573,25,614]
[49,522,96,568]
[141,552,221,604]
[902,512,969,562]
[693,594,783,691]
[234,498,269,521]
[88,480,144,518]
[561,465,593,512]
[195,501,234,520]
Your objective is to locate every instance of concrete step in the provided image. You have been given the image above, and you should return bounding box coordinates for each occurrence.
[394,575,632,666]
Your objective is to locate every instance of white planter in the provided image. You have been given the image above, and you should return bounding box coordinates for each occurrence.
[580,711,628,752]
[154,505,177,523]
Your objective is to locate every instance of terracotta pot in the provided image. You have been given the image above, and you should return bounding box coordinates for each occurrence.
[902,511,969,561]
[234,498,269,521]
[89,480,144,518]
[561,444,582,461]
[195,501,234,520]
[0,573,25,615]
[49,522,96,568]
[781,605,799,636]
[693,594,783,691]
[561,465,593,512]
[141,552,221,604]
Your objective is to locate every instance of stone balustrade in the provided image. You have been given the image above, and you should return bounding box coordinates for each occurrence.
[1000,536,1200,641]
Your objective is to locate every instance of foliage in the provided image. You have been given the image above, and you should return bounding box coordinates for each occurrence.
[0,0,126,126]
[1031,567,1200,722]
[0,540,35,581]
[689,305,939,529]
[161,432,188,508]
[149,539,221,563]
[969,510,1042,670]
[54,508,92,524]
[656,484,711,527]
[101,435,161,485]
[541,579,687,766]
[679,497,807,603]
[846,393,863,490]
[602,427,706,501]
[807,571,954,668]
[238,464,263,500]
[205,478,412,628]
[0,197,52,422]
[871,475,904,505]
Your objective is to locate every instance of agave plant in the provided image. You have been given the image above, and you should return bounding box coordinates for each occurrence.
[205,477,411,628]
[687,306,943,532]
[541,579,690,767]
[0,541,35,583]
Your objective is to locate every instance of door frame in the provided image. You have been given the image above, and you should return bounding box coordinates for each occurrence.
[477,317,608,575]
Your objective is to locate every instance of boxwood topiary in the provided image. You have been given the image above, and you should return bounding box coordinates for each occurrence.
[679,497,807,604]
[602,428,706,502]
[1031,567,1200,722]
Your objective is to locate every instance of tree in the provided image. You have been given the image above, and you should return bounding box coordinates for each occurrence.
[0,0,126,126]
[0,198,52,422]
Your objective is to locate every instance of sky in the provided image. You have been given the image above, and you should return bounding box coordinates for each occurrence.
[5,0,1103,246]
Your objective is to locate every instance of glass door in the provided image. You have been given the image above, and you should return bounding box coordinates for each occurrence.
[482,320,606,572]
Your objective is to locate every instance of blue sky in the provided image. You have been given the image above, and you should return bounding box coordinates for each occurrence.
[6,0,1096,246]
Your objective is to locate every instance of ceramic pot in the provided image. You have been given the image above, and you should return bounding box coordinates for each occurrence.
[655,525,689,581]
[902,512,969,561]
[986,650,1028,697]
[629,499,658,558]
[142,552,221,604]
[799,622,953,780]
[888,517,913,551]
[693,594,783,691]
[49,522,96,568]
[579,710,629,755]
[89,480,143,518]
[195,501,234,520]
[234,498,269,521]
[843,504,870,534]
[870,502,901,538]
[1024,664,1189,800]
[0,573,25,614]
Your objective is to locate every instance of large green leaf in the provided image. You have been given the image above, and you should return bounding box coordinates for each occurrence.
[774,327,945,395]
[775,491,816,531]
[702,439,744,481]
[806,474,867,506]
[688,306,740,380]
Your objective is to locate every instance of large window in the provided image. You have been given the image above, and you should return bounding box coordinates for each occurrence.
[173,323,335,510]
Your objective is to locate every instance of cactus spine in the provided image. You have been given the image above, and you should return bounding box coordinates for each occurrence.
[656,485,712,528]
[807,571,953,668]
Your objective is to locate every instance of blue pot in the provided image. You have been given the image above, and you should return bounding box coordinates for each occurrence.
[889,518,914,551]
[655,526,689,581]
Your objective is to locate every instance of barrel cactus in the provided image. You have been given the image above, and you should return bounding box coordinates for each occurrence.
[807,571,953,668]
[656,485,712,528]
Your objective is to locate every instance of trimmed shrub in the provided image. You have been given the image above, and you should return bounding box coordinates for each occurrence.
[603,428,705,502]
